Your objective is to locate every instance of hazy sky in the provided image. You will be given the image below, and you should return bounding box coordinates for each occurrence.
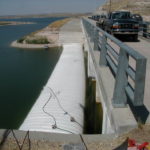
[0,0,106,16]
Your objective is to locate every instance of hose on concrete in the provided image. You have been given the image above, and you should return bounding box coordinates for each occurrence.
[42,86,83,133]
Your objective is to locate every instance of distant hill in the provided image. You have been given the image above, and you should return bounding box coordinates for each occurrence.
[96,0,150,21]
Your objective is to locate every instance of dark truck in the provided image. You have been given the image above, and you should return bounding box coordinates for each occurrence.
[101,11,139,40]
[96,14,107,28]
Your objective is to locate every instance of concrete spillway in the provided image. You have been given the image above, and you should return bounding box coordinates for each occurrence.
[20,43,85,134]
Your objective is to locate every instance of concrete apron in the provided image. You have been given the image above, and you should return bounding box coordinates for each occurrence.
[19,43,85,134]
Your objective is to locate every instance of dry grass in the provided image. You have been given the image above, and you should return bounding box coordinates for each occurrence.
[48,18,70,29]
[25,36,50,44]
[29,18,70,36]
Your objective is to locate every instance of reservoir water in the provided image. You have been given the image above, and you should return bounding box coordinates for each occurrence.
[0,17,63,129]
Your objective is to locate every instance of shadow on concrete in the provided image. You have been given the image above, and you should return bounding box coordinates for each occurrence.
[84,77,103,134]
[127,97,149,124]
[113,138,128,150]
[114,35,140,42]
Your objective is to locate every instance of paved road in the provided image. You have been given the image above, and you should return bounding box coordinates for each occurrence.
[59,19,84,44]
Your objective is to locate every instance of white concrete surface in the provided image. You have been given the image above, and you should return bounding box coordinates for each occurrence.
[20,44,85,134]
[59,19,84,44]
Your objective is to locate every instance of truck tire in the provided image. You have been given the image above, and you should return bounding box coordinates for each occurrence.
[132,34,138,41]
[102,24,105,30]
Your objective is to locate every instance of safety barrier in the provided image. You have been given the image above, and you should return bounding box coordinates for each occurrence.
[139,22,150,39]
[82,18,147,107]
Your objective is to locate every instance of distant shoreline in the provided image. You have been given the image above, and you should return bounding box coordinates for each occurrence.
[0,13,91,19]
[0,21,35,26]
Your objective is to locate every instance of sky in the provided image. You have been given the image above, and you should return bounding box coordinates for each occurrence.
[0,0,106,16]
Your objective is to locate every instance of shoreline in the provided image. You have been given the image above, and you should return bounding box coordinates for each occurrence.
[0,21,35,26]
[10,18,70,49]
[11,40,61,49]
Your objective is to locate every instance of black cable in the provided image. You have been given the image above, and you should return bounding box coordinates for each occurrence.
[42,91,57,126]
[11,130,21,150]
[48,87,83,129]
[0,129,11,150]
[42,87,76,134]
[20,131,30,150]
[80,134,88,150]
[48,87,67,113]
[56,127,75,134]
[27,131,31,150]
[11,130,31,150]
[0,130,31,150]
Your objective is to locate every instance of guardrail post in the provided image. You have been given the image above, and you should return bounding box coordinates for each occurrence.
[133,58,146,106]
[143,23,148,38]
[89,25,95,49]
[93,29,99,51]
[87,23,90,35]
[86,23,93,46]
[99,34,107,66]
[112,48,128,107]
[90,26,94,42]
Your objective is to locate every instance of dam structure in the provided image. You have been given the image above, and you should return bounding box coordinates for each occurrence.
[19,17,149,136]
[0,16,150,150]
[20,19,85,134]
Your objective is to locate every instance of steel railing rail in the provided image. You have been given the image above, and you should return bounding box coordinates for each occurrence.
[139,22,150,38]
[82,18,147,107]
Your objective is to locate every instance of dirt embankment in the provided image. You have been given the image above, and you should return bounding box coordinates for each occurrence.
[100,0,150,21]
[11,18,70,49]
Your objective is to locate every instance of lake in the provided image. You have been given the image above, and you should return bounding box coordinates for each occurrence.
[0,17,63,129]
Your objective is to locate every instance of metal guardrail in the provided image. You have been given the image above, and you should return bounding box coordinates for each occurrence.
[82,18,147,107]
[139,22,150,38]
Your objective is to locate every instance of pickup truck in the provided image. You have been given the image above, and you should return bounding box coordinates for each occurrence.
[102,11,139,40]
[96,14,107,29]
